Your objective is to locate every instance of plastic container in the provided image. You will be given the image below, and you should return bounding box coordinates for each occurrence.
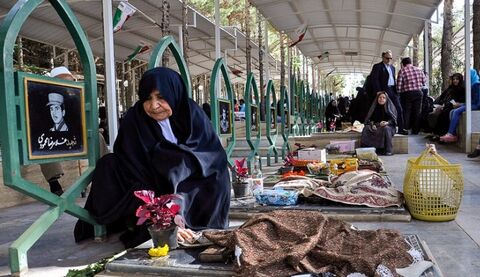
[355,147,378,160]
[329,140,356,153]
[255,188,298,206]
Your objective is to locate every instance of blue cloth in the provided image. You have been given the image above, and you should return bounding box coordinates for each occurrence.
[470,69,480,107]
[385,64,395,86]
[239,103,246,112]
[75,67,230,248]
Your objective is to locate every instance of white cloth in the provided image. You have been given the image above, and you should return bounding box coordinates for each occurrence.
[385,64,395,86]
[157,118,178,144]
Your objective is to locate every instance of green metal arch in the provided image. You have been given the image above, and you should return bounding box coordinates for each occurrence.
[299,80,306,136]
[148,35,192,98]
[265,80,278,166]
[244,73,261,171]
[209,58,235,166]
[0,0,102,274]
[280,85,290,158]
[291,77,300,136]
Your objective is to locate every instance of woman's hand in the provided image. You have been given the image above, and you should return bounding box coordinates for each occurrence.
[177,228,198,244]
[379,121,388,127]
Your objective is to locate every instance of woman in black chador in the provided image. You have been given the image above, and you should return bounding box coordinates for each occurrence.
[361,92,397,156]
[74,67,231,248]
[324,99,342,131]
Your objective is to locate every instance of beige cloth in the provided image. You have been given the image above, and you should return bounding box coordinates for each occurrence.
[39,132,110,182]
[306,170,403,208]
[40,162,64,181]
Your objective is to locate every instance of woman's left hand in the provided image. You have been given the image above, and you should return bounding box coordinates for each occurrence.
[177,228,198,244]
[379,121,388,127]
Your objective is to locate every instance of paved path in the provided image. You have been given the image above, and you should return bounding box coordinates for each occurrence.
[0,134,479,276]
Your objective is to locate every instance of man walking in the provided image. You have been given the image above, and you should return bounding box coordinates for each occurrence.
[369,50,407,134]
[396,57,426,135]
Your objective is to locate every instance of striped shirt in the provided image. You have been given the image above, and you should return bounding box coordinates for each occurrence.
[396,64,425,93]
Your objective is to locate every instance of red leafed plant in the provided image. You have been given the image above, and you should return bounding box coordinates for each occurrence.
[232,158,248,184]
[134,190,185,230]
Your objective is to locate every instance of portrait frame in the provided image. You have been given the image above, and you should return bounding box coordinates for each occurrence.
[18,72,88,162]
[250,105,259,133]
[284,110,290,129]
[217,98,232,136]
[270,107,277,130]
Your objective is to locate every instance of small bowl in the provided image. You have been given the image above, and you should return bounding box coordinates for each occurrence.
[278,166,294,174]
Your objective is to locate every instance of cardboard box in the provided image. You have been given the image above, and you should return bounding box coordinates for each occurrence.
[298,148,326,162]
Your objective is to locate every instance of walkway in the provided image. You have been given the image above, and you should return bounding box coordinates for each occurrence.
[0,134,479,276]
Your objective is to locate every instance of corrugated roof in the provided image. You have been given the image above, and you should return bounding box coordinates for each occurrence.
[0,0,279,82]
[249,0,441,75]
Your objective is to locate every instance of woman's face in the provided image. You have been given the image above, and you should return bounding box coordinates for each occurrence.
[452,77,460,86]
[332,100,337,106]
[377,94,387,105]
[143,90,172,121]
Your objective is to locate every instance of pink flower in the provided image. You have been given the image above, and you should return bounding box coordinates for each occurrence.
[134,190,185,230]
[232,158,248,183]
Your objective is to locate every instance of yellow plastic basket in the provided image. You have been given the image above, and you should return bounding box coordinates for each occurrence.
[403,147,464,221]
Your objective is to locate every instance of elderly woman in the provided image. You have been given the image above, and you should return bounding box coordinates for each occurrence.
[74,67,231,248]
[361,92,397,156]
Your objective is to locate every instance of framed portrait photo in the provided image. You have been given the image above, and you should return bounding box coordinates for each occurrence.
[250,105,259,133]
[284,110,290,129]
[19,73,87,161]
[218,99,232,136]
[270,107,277,130]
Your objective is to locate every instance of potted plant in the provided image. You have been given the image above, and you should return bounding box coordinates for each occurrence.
[231,158,250,198]
[134,190,185,249]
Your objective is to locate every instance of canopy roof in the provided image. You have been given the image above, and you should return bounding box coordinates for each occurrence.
[250,0,441,75]
[0,0,278,82]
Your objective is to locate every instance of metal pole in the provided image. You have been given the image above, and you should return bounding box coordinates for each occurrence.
[102,0,118,146]
[465,0,472,153]
[423,21,430,86]
[214,0,221,97]
[178,26,184,55]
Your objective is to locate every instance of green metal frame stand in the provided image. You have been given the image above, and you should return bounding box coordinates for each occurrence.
[0,0,103,275]
[209,58,235,166]
[265,80,278,166]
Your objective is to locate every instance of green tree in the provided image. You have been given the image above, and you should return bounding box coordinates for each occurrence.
[441,0,454,91]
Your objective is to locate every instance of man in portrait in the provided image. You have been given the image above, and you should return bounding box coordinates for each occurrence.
[47,92,68,132]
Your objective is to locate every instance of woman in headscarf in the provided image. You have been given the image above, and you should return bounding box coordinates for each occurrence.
[440,69,480,142]
[428,73,464,140]
[324,99,342,131]
[360,92,397,155]
[74,67,231,248]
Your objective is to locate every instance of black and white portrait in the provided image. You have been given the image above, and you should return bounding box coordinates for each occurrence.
[284,109,290,129]
[218,99,232,135]
[47,92,69,132]
[251,105,259,132]
[270,108,277,130]
[24,76,87,159]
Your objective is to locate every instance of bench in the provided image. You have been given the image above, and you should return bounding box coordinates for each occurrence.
[456,111,480,152]
[289,132,409,154]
